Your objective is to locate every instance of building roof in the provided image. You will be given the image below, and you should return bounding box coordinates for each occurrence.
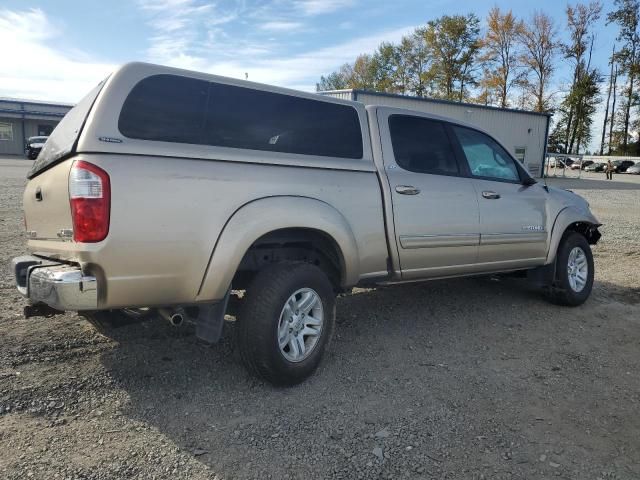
[319,89,552,118]
[0,97,75,108]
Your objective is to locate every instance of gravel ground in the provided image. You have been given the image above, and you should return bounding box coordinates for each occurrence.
[1,157,639,480]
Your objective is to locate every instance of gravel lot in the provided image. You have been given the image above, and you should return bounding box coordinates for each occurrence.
[1,156,639,480]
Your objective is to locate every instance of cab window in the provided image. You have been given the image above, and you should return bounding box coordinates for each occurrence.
[453,126,520,182]
[388,115,459,175]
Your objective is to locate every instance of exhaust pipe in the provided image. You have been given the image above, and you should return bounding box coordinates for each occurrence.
[158,308,185,327]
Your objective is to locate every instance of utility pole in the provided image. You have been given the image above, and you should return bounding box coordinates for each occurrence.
[600,46,615,155]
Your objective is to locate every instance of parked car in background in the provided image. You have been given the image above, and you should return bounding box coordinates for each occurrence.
[25,136,48,159]
[547,157,566,169]
[570,160,593,170]
[12,62,602,386]
[612,160,636,172]
[625,163,640,174]
[585,162,605,172]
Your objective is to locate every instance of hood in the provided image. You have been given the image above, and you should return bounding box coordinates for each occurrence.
[546,186,595,219]
[29,143,46,148]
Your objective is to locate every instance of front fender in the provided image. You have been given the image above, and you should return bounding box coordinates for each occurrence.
[545,206,601,264]
[196,196,360,302]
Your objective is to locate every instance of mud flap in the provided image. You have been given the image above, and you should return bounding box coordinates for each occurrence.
[195,289,231,344]
[527,262,556,288]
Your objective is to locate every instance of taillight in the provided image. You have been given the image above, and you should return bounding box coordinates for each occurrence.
[69,160,110,243]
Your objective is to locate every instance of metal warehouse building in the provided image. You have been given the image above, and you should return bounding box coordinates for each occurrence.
[0,98,73,156]
[320,89,551,178]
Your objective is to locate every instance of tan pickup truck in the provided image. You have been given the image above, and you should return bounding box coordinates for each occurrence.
[13,62,601,385]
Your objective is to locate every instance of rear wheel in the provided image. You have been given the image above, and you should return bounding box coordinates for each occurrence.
[236,262,335,386]
[548,232,594,306]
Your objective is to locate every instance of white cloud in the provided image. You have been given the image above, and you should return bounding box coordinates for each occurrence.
[133,0,412,90]
[260,21,305,32]
[0,4,410,103]
[295,0,357,15]
[199,25,415,90]
[137,0,241,65]
[0,8,114,102]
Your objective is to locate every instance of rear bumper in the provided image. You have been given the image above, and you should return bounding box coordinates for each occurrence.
[12,255,98,311]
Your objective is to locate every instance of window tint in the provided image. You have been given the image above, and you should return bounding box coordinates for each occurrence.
[453,126,520,182]
[30,80,105,178]
[118,74,363,159]
[119,75,208,144]
[203,82,363,158]
[388,115,459,175]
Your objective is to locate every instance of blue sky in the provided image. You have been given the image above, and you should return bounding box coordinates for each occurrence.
[0,0,620,150]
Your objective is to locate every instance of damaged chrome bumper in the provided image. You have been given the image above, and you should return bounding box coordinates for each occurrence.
[12,255,98,311]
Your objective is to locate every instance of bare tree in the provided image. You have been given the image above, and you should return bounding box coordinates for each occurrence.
[518,11,558,112]
[600,46,617,154]
[608,64,619,154]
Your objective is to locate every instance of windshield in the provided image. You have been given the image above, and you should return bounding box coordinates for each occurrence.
[28,136,48,144]
[28,80,106,178]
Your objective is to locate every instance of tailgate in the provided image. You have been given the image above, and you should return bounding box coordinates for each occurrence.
[23,159,74,243]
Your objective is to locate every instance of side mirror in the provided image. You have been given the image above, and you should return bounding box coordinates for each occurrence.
[521,176,537,186]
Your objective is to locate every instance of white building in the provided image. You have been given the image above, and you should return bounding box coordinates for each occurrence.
[320,89,551,178]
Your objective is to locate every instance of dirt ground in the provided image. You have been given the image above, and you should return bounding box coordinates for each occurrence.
[1,157,639,480]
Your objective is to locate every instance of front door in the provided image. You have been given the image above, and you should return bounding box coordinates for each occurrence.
[450,125,548,269]
[378,111,480,280]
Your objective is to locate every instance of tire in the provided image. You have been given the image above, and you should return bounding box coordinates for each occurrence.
[236,262,336,386]
[548,232,594,306]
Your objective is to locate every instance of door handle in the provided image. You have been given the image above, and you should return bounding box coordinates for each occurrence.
[482,191,500,199]
[395,185,420,195]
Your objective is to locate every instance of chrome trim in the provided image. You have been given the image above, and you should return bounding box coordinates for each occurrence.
[481,191,500,199]
[14,259,98,311]
[399,233,480,249]
[395,185,420,195]
[481,232,547,245]
[57,229,73,239]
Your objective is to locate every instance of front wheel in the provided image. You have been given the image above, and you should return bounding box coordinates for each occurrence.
[236,262,336,386]
[548,232,594,306]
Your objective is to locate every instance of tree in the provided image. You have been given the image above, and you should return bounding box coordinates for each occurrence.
[607,0,640,154]
[600,47,618,154]
[564,2,602,152]
[608,63,619,154]
[518,11,559,112]
[422,14,481,101]
[316,68,349,91]
[480,7,524,107]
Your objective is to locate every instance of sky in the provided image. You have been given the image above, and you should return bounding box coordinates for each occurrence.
[0,0,621,151]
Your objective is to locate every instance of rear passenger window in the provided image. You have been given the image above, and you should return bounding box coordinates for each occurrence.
[118,74,363,159]
[388,115,459,175]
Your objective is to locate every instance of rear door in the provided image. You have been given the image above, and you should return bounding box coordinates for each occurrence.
[377,110,480,280]
[450,125,548,269]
